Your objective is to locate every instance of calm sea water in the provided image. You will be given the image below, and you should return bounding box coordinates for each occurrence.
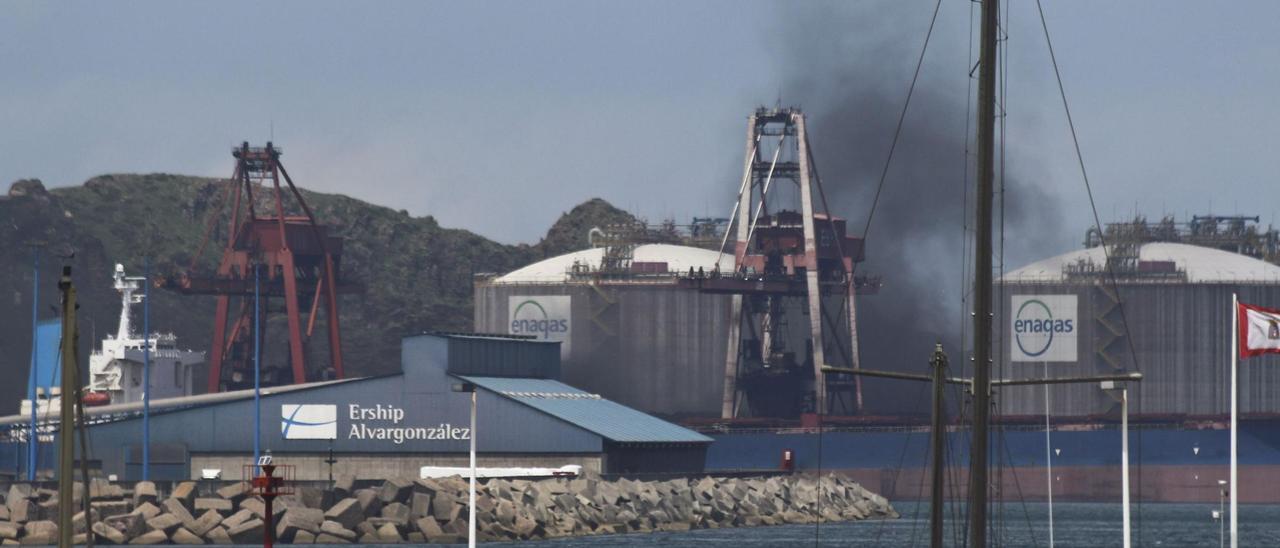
[224,502,1280,546]
[474,502,1280,547]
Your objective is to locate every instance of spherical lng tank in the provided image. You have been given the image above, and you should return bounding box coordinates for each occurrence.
[473,244,733,418]
[997,242,1280,417]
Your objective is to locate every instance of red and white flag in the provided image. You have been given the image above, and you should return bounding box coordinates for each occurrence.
[1239,301,1280,358]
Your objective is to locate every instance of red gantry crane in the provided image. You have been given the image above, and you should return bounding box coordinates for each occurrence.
[172,142,351,392]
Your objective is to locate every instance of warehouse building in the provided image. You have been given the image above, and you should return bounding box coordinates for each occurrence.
[1,333,711,481]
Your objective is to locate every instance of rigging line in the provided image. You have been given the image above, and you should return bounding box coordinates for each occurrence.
[908,431,931,548]
[813,404,824,547]
[996,0,1011,542]
[743,134,788,251]
[1033,0,1147,541]
[932,388,963,547]
[1001,430,1042,548]
[943,393,962,545]
[872,380,931,545]
[856,0,944,245]
[946,417,966,547]
[960,0,977,388]
[714,136,763,269]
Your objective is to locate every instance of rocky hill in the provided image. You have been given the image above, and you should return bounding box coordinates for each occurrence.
[0,176,636,407]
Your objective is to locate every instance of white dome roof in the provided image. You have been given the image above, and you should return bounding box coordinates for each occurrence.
[1003,242,1280,283]
[493,244,732,284]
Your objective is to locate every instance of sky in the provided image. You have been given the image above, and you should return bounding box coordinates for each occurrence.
[3,0,1279,255]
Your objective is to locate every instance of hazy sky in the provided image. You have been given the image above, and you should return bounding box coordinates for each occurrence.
[4,0,1279,254]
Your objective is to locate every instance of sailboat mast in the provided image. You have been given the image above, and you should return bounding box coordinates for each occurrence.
[969,0,999,545]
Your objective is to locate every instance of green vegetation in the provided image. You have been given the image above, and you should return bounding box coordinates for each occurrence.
[0,176,635,404]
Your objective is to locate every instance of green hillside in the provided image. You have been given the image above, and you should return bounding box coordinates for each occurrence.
[0,176,635,408]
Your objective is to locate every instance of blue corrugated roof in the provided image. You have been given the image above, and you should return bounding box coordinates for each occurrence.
[458,376,712,444]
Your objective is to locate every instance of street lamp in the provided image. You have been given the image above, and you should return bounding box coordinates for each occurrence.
[452,382,478,548]
[1101,380,1131,548]
[1217,479,1228,548]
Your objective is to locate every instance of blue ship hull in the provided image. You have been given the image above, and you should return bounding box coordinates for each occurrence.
[704,419,1280,503]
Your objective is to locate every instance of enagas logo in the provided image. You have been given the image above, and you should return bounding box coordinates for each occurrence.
[1010,295,1078,362]
[510,300,568,339]
[507,296,571,355]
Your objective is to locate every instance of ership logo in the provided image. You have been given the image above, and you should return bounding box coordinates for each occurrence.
[281,404,338,440]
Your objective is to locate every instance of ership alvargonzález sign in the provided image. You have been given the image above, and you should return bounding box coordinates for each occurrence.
[281,404,470,444]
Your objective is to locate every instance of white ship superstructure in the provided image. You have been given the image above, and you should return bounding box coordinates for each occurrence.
[19,264,205,415]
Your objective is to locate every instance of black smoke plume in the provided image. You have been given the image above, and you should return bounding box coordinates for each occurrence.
[772,3,1065,413]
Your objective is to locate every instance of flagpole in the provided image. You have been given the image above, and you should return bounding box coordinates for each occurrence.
[1230,292,1238,548]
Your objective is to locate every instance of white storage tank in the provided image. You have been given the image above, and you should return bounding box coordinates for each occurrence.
[474,244,733,418]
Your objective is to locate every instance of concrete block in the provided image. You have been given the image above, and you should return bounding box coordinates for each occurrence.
[322,498,362,530]
[105,512,146,539]
[169,481,200,505]
[226,518,264,544]
[34,499,57,522]
[377,479,413,504]
[215,482,250,503]
[294,530,315,544]
[88,478,111,501]
[131,502,161,520]
[203,525,231,545]
[409,492,432,519]
[22,520,56,539]
[275,507,324,542]
[414,517,443,538]
[77,510,108,536]
[170,527,203,545]
[364,517,405,533]
[513,515,539,539]
[131,482,157,508]
[17,532,53,546]
[187,510,222,538]
[162,498,195,524]
[353,489,382,517]
[145,513,182,535]
[4,487,30,506]
[0,523,15,541]
[91,520,126,545]
[379,502,409,527]
[375,522,402,543]
[193,498,231,515]
[297,486,324,510]
[220,508,255,530]
[313,533,351,544]
[430,492,457,521]
[128,529,168,545]
[92,500,131,519]
[318,520,356,541]
[332,476,354,500]
[238,496,265,519]
[411,478,440,497]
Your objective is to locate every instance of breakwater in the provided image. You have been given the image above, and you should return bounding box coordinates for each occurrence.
[0,473,895,544]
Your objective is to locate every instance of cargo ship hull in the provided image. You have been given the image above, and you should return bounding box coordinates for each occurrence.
[702,418,1280,503]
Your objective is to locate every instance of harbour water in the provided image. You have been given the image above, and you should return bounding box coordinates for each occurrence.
[459,501,1279,546]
